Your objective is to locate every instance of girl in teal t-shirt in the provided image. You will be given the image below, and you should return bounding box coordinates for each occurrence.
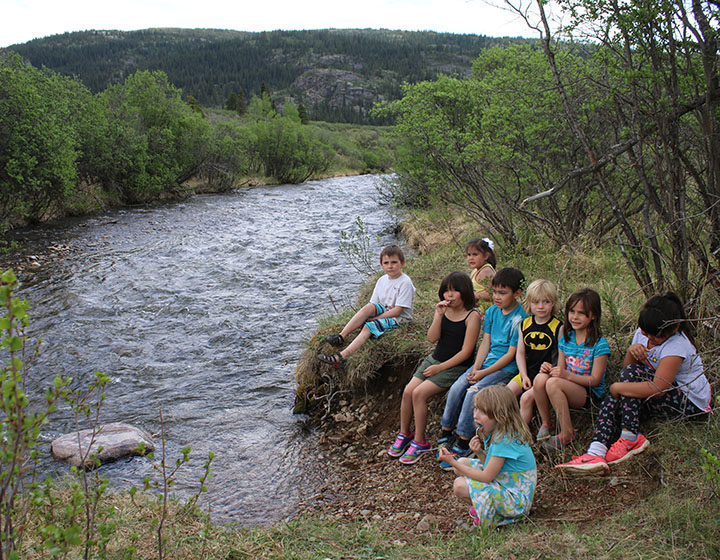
[439,385,537,529]
[533,288,610,452]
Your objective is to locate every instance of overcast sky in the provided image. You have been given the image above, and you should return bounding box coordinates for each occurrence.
[2,0,543,48]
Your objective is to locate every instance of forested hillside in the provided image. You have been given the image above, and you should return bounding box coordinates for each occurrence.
[8,28,530,123]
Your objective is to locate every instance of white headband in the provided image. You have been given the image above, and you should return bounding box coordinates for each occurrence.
[482,237,494,251]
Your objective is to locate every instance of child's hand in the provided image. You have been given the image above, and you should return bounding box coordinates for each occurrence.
[469,436,483,454]
[422,364,443,377]
[467,369,483,383]
[435,300,450,314]
[438,447,455,464]
[521,375,532,390]
[549,365,562,378]
[539,362,552,375]
[628,343,648,362]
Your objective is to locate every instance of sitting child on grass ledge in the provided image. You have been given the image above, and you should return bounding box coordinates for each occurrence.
[556,292,712,474]
[318,245,415,367]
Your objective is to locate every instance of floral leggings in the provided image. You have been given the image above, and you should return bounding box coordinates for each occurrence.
[593,363,703,446]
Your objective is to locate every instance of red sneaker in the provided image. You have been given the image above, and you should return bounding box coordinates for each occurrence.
[605,434,649,465]
[555,453,609,475]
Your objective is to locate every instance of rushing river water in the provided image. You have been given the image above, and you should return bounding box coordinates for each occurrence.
[14,174,398,525]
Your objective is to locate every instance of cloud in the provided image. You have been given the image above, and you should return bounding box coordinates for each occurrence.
[2,0,537,47]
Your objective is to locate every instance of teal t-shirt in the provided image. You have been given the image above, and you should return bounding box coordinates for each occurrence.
[558,331,610,398]
[482,303,528,374]
[483,434,536,473]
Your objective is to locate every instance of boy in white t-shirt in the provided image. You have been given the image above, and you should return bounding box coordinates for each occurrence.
[318,245,415,366]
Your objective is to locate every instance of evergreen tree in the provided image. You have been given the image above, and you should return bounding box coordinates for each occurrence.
[186,95,204,115]
[297,102,309,124]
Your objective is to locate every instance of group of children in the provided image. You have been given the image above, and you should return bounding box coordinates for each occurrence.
[318,241,713,529]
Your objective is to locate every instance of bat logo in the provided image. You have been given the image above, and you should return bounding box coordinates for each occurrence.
[524,331,553,351]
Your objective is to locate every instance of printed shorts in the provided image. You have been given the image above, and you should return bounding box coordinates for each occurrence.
[365,303,399,338]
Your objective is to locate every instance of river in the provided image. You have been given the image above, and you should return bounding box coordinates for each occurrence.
[13,174,398,525]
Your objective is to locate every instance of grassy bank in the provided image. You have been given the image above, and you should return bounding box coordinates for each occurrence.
[14,214,720,559]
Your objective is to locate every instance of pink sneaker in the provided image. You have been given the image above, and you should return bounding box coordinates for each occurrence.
[387,432,414,457]
[468,506,480,526]
[398,439,431,464]
[605,434,649,465]
[555,453,609,475]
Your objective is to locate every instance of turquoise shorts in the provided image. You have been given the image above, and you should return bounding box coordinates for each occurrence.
[365,303,399,338]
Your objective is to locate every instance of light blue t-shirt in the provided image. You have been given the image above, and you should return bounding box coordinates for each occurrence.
[484,434,536,473]
[558,330,610,398]
[482,303,528,374]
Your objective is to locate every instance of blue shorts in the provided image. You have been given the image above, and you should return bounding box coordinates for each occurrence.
[365,303,399,338]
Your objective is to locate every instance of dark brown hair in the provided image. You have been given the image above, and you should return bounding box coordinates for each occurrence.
[466,238,497,268]
[638,292,693,345]
[380,245,405,263]
[438,272,475,311]
[563,288,602,346]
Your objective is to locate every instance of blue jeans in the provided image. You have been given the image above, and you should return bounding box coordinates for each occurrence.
[440,367,516,438]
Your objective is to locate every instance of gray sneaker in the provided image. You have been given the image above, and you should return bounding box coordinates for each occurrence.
[541,431,576,452]
[536,424,552,442]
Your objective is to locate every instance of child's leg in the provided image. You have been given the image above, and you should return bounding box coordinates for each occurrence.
[590,393,622,448]
[519,388,536,427]
[339,326,372,358]
[400,377,424,435]
[440,370,472,431]
[618,363,655,435]
[532,373,554,428]
[452,457,473,502]
[545,378,587,443]
[411,380,446,443]
[338,302,378,340]
[457,370,514,440]
[507,378,522,398]
[453,477,472,503]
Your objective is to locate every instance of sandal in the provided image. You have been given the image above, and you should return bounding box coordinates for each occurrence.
[322,333,345,347]
[318,352,346,367]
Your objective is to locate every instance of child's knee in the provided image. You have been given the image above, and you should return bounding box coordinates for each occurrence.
[533,373,548,388]
[453,477,469,498]
[545,377,562,395]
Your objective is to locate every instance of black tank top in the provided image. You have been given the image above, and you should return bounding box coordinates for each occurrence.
[432,309,477,367]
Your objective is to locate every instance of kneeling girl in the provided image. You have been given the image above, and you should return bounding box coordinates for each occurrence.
[440,385,537,529]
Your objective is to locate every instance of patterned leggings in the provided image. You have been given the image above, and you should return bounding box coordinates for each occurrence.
[593,363,703,446]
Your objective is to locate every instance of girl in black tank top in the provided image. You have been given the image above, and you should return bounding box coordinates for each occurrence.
[388,272,481,464]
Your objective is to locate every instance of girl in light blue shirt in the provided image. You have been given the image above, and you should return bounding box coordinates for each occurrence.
[440,385,536,529]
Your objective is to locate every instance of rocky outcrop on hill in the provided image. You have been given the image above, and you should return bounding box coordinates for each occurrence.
[291,68,385,108]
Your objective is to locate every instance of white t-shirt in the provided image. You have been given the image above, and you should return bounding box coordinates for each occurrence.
[370,273,415,323]
[631,328,711,411]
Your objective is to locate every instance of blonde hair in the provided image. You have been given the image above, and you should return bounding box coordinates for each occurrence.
[523,279,559,317]
[473,385,532,445]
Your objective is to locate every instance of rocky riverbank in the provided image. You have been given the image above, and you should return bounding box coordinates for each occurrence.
[296,364,661,536]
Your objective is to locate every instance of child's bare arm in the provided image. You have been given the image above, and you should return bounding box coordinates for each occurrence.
[474,269,493,302]
[423,311,481,377]
[470,345,517,383]
[611,355,682,398]
[624,344,648,366]
[426,301,448,343]
[441,452,505,483]
[516,329,531,389]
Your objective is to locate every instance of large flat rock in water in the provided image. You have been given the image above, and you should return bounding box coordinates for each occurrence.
[51,422,155,468]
